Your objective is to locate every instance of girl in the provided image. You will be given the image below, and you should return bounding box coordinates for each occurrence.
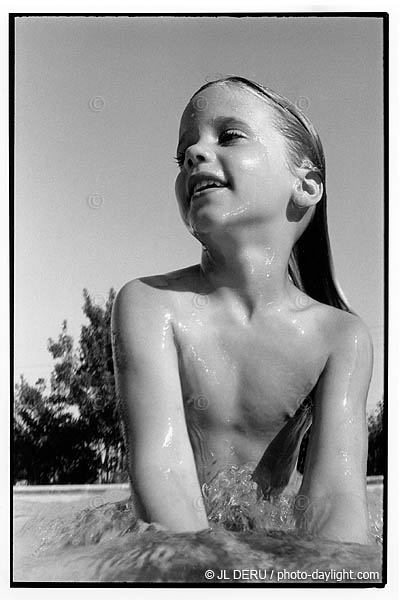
[111,77,373,544]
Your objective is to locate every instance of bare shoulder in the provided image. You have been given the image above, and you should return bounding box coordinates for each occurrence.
[310,304,374,384]
[291,288,372,357]
[112,278,170,335]
[114,276,166,309]
[306,305,374,423]
[111,275,181,372]
[114,266,198,311]
[322,308,373,357]
[111,266,203,343]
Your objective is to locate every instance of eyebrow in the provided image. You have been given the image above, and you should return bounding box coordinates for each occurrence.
[177,116,254,150]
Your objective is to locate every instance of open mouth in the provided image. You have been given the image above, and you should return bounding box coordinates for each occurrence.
[191,180,228,201]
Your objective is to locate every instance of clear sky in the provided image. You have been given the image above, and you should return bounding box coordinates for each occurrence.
[14,15,384,412]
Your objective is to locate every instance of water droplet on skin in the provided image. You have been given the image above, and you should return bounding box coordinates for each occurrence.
[264,247,275,266]
[162,418,173,448]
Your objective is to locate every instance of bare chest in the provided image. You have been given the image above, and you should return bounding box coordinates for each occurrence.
[173,307,327,438]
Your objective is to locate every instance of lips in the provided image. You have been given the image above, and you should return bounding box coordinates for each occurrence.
[188,172,228,201]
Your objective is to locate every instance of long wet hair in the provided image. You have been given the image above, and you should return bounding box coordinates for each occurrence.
[190,76,352,313]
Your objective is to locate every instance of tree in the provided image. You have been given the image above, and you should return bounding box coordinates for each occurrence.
[13,374,100,484]
[367,399,385,476]
[74,288,126,482]
[14,288,127,484]
[45,289,126,482]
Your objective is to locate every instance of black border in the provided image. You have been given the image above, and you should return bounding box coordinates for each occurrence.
[9,11,389,589]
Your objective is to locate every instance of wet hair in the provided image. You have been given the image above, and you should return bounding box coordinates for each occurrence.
[189,76,352,313]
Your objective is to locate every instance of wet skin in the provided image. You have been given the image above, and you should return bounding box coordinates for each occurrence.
[148,267,323,492]
[112,83,373,542]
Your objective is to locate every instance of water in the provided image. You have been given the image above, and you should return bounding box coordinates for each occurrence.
[13,468,383,583]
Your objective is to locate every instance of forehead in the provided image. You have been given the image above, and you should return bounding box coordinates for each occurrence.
[178,83,277,140]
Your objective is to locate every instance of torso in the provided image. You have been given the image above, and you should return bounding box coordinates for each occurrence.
[140,265,339,490]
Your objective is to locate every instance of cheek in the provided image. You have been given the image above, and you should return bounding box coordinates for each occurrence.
[231,146,273,181]
[231,149,274,197]
[175,175,190,222]
[231,148,293,206]
[175,174,185,206]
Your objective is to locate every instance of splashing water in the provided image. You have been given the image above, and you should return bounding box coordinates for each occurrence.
[14,466,383,583]
[204,464,297,532]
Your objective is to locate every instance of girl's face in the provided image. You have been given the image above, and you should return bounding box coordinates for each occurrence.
[174,83,296,237]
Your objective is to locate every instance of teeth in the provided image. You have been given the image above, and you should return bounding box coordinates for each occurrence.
[192,179,225,195]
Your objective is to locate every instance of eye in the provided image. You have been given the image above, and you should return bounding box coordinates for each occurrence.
[173,129,246,169]
[219,129,246,143]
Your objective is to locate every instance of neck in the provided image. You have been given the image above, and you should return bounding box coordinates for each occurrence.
[199,224,296,319]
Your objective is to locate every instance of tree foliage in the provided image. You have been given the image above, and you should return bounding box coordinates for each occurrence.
[367,399,385,476]
[14,288,127,485]
[14,374,100,484]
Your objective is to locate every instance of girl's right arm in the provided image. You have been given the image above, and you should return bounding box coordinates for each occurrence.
[111,279,209,533]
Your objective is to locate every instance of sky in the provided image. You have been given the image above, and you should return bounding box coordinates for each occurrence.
[14,15,384,412]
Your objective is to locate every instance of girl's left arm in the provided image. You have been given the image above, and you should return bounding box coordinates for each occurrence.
[295,314,374,544]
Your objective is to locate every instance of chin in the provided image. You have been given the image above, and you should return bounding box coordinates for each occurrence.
[188,206,230,236]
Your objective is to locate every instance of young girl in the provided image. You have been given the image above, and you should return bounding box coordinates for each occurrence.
[111,77,373,544]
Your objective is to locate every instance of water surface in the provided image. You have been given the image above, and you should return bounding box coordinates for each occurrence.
[13,470,383,584]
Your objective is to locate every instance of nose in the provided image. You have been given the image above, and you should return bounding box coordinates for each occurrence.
[184,141,214,170]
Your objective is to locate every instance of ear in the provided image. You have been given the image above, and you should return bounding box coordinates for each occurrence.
[292,170,323,209]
